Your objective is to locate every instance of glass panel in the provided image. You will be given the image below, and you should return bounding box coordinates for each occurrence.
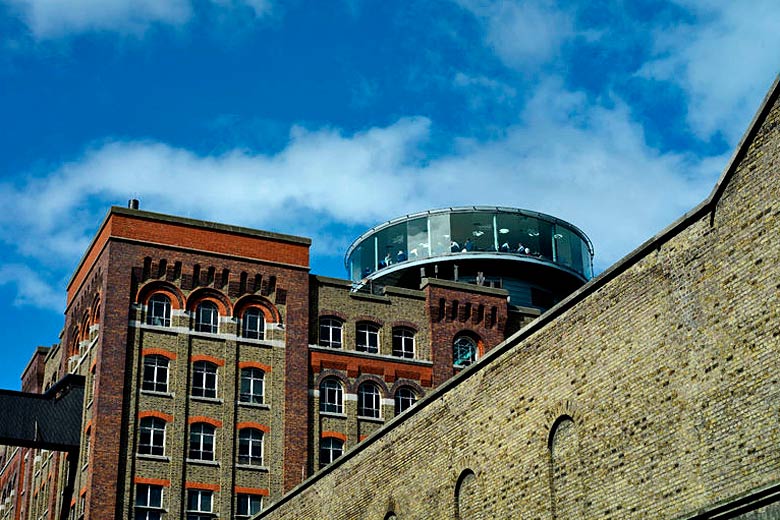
[428,213,451,256]
[554,224,584,273]
[351,238,376,281]
[450,211,495,252]
[406,217,429,260]
[375,222,407,269]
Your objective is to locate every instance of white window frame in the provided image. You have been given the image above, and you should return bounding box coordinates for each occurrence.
[237,428,264,466]
[147,294,172,327]
[189,423,215,461]
[186,489,213,519]
[356,322,380,353]
[241,308,265,340]
[319,378,343,414]
[453,335,478,367]
[235,493,263,519]
[135,484,163,520]
[318,318,343,348]
[357,382,381,418]
[392,327,415,358]
[138,417,166,456]
[239,368,264,404]
[192,361,218,399]
[319,437,344,468]
[195,302,219,334]
[142,355,169,393]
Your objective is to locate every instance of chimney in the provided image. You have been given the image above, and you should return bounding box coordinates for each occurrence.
[128,199,140,210]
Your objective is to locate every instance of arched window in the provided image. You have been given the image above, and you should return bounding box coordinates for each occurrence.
[242,308,265,340]
[239,368,264,404]
[189,423,215,461]
[147,294,171,327]
[356,322,380,353]
[195,301,219,333]
[453,335,477,367]
[192,361,218,398]
[319,378,343,414]
[142,355,169,393]
[237,428,264,466]
[392,327,415,358]
[319,437,344,468]
[319,317,343,348]
[394,386,417,415]
[455,469,478,520]
[138,417,166,456]
[357,382,381,418]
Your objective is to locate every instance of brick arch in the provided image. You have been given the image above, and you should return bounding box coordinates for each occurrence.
[136,280,185,310]
[314,370,349,390]
[318,309,348,321]
[236,422,270,433]
[353,374,390,397]
[390,320,419,332]
[141,348,177,360]
[238,361,272,372]
[233,294,280,322]
[90,293,101,324]
[187,416,222,428]
[186,287,231,316]
[79,312,90,342]
[190,354,225,367]
[389,379,425,398]
[138,411,173,423]
[452,329,485,357]
[354,315,384,327]
[321,431,347,442]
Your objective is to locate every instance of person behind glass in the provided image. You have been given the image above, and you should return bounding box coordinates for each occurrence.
[517,242,530,254]
[500,241,510,252]
[463,238,473,252]
[396,250,407,262]
[450,240,460,253]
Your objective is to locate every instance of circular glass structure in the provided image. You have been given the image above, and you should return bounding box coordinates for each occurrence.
[345,207,594,310]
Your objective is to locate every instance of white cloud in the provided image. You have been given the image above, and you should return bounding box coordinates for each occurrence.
[455,0,574,68]
[639,0,780,142]
[0,81,728,304]
[3,0,272,38]
[0,264,62,311]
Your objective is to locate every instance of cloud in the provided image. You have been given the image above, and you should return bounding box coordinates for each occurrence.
[2,0,272,38]
[638,0,780,142]
[455,0,574,68]
[0,264,62,311]
[0,80,729,309]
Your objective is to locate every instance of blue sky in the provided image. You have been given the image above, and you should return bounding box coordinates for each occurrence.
[0,0,777,390]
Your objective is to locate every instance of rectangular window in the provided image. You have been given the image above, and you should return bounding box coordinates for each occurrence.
[135,484,163,520]
[235,493,262,519]
[187,490,213,520]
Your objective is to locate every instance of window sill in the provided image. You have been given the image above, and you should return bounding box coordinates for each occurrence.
[236,464,269,472]
[319,411,347,419]
[358,416,384,424]
[237,401,269,410]
[136,454,170,462]
[141,390,174,398]
[186,458,219,467]
[190,396,223,404]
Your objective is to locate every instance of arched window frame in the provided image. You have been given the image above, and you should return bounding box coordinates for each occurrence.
[237,428,264,466]
[142,355,170,393]
[192,361,218,399]
[453,335,478,368]
[394,386,417,415]
[392,327,415,358]
[138,417,166,456]
[319,437,344,468]
[147,293,172,327]
[241,307,265,340]
[319,378,344,414]
[319,317,343,348]
[239,368,265,404]
[194,301,219,333]
[357,382,381,418]
[189,423,216,461]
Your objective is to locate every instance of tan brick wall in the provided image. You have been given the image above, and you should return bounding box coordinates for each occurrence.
[258,81,780,519]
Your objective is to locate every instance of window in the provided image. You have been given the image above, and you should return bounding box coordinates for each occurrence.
[319,378,343,414]
[236,494,262,519]
[242,308,265,340]
[186,489,213,520]
[189,423,215,461]
[142,355,169,393]
[357,382,381,418]
[318,318,342,348]
[453,335,477,367]
[138,417,166,456]
[195,301,219,333]
[394,386,417,415]
[356,322,379,353]
[237,428,264,466]
[319,437,344,468]
[135,484,163,520]
[239,368,264,404]
[192,361,217,398]
[147,294,171,327]
[392,327,415,358]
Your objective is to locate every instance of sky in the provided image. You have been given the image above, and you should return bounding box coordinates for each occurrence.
[0,0,778,390]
